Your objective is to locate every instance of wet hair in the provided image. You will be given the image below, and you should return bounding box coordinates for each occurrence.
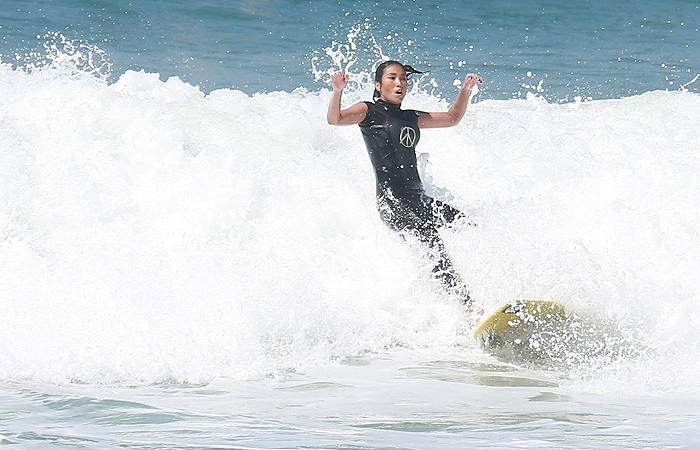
[372,60,426,101]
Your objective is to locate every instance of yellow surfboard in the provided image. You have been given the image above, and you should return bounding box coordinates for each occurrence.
[473,299,634,367]
[473,300,568,352]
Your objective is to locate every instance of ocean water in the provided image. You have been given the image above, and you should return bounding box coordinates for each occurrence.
[1,0,700,449]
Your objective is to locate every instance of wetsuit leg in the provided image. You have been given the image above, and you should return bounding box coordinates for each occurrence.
[415,222,471,303]
[424,196,464,226]
[378,194,471,303]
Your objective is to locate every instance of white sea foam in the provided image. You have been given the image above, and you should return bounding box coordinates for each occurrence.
[1,52,699,392]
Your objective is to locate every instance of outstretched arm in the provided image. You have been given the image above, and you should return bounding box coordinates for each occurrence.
[418,73,483,128]
[327,70,368,126]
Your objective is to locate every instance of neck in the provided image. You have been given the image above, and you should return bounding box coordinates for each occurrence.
[377,98,401,107]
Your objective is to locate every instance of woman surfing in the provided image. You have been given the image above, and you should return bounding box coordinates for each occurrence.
[327,61,482,306]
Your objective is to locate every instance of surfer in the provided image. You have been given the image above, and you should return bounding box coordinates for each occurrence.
[327,60,483,305]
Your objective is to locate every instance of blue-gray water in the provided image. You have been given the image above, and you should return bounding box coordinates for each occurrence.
[1,1,700,449]
[3,0,698,99]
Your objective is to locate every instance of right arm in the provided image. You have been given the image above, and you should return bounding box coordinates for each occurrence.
[418,73,483,128]
[326,70,368,125]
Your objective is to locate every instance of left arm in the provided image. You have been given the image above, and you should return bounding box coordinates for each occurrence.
[418,73,483,128]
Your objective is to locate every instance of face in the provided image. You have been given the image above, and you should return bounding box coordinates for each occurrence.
[375,64,408,104]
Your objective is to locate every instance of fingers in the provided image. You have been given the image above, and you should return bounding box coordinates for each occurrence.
[463,73,483,90]
[331,70,349,90]
[465,73,483,83]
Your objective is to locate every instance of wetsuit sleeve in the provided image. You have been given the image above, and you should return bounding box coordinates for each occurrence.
[359,101,374,127]
[414,110,426,124]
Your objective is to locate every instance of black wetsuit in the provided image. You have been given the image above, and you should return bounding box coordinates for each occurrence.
[359,100,470,302]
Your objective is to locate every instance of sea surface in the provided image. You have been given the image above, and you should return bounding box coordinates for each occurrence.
[1,0,700,449]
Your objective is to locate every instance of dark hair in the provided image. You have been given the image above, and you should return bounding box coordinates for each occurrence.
[372,60,426,101]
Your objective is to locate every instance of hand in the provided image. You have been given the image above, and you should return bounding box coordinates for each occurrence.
[331,70,349,91]
[463,73,483,91]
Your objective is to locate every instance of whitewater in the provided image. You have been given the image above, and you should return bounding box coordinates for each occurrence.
[1,46,700,448]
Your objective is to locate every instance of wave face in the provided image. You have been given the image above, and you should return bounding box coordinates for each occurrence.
[1,54,699,390]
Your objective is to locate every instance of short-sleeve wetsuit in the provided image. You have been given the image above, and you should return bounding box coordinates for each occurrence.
[359,99,470,302]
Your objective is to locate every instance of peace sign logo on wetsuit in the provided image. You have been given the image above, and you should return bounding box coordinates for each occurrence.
[399,126,417,148]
